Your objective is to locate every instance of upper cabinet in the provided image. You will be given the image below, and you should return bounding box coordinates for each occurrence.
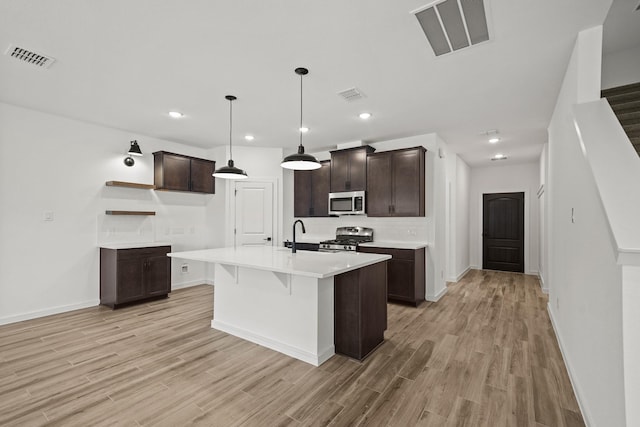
[153,151,215,194]
[294,160,331,217]
[367,146,426,217]
[330,146,375,192]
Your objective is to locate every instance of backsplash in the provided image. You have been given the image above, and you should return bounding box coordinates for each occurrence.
[291,216,430,242]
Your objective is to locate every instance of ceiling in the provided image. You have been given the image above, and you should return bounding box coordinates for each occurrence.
[0,0,615,166]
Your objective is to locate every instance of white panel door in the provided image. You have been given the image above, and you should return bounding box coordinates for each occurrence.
[235,181,274,246]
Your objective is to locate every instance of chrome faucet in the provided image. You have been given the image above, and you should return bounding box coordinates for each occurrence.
[292,219,306,253]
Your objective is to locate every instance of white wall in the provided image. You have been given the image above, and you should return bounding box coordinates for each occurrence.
[454,156,470,281]
[282,133,452,302]
[0,102,222,324]
[468,162,540,274]
[546,26,625,426]
[602,45,640,89]
[538,143,548,291]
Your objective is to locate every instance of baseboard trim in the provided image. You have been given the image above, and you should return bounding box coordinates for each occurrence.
[539,274,549,294]
[426,286,448,302]
[455,266,471,282]
[211,319,334,367]
[547,304,593,427]
[0,299,99,326]
[172,279,214,290]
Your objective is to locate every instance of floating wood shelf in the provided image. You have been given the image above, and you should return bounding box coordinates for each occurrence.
[105,210,156,216]
[105,181,155,190]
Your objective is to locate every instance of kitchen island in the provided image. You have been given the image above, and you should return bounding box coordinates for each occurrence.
[169,246,390,366]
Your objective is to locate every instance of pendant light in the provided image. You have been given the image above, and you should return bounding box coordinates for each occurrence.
[213,95,248,180]
[281,67,321,170]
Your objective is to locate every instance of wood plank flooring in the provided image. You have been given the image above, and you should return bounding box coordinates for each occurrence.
[0,270,584,426]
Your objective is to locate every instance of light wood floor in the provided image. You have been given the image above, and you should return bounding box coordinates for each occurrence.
[0,270,584,426]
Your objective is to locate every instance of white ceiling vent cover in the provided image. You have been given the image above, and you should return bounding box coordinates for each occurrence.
[338,87,365,102]
[414,0,490,57]
[5,45,56,69]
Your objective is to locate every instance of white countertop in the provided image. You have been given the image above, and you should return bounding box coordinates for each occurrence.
[168,246,391,279]
[100,242,172,250]
[359,241,429,250]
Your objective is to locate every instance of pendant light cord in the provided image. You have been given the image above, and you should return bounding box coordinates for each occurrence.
[229,98,233,161]
[299,72,303,148]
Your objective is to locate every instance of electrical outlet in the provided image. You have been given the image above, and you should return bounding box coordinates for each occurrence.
[181,264,189,273]
[43,211,54,221]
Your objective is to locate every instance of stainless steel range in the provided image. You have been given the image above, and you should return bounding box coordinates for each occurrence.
[319,226,373,252]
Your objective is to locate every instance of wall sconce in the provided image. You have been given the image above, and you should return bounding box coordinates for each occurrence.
[124,140,142,167]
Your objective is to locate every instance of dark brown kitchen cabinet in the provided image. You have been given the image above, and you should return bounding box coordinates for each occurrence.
[357,246,425,306]
[153,151,215,194]
[330,146,375,192]
[294,160,330,217]
[367,146,426,217]
[100,245,171,308]
[334,260,387,360]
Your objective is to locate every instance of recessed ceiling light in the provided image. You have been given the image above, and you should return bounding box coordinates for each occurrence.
[299,127,309,133]
[489,137,500,143]
[168,111,184,119]
[359,112,372,120]
[491,153,507,160]
[244,135,255,141]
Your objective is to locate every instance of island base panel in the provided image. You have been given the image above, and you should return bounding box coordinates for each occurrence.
[334,261,387,361]
[212,264,335,366]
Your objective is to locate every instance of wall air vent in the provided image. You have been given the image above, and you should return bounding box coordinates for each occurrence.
[5,45,56,69]
[338,87,365,102]
[413,0,490,57]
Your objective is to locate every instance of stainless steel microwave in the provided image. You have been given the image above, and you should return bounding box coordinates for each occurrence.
[328,191,366,215]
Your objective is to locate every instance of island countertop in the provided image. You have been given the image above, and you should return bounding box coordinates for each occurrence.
[169,246,391,279]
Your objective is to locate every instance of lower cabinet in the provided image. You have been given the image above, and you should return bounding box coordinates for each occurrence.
[358,246,425,306]
[334,261,387,361]
[100,245,171,308]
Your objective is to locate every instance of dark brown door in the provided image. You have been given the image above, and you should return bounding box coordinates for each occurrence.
[330,150,350,192]
[161,153,191,191]
[190,158,215,194]
[483,192,524,273]
[348,149,368,191]
[145,254,170,296]
[310,161,330,216]
[392,149,423,216]
[116,255,145,303]
[366,153,392,216]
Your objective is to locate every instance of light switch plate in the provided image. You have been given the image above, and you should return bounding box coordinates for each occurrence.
[43,211,54,221]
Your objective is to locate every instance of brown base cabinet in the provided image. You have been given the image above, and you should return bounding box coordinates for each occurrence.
[334,261,387,361]
[357,246,425,306]
[100,246,171,308]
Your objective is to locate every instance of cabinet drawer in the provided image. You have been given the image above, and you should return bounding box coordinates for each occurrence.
[359,246,413,260]
[117,246,170,259]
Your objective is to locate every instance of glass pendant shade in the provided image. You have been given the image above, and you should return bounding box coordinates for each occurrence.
[213,95,248,180]
[281,67,321,171]
[128,140,143,156]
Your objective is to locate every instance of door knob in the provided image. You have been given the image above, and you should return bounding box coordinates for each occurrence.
[264,237,272,241]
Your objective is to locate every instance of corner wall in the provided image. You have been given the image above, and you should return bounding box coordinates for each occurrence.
[546,26,625,426]
[0,103,220,324]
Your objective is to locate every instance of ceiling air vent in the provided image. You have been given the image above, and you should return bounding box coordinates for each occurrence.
[5,45,56,69]
[338,87,365,102]
[414,0,490,57]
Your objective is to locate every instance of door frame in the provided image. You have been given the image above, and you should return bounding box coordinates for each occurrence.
[225,177,280,248]
[477,188,530,274]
